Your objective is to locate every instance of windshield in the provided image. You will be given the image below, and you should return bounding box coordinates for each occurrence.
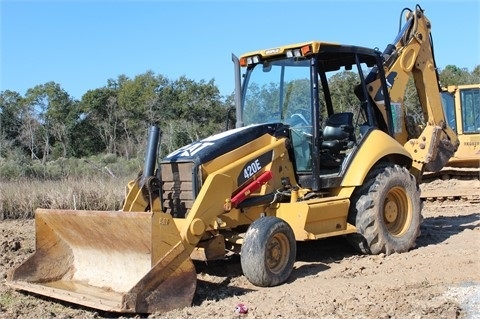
[242,58,312,127]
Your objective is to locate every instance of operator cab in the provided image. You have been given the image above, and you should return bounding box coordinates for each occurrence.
[235,42,392,190]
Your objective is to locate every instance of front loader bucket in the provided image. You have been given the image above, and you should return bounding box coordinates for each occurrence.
[7,208,197,313]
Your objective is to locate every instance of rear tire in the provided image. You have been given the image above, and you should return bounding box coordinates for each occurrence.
[241,217,296,287]
[347,164,422,255]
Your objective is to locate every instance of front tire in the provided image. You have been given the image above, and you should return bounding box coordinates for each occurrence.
[347,164,422,255]
[241,217,296,287]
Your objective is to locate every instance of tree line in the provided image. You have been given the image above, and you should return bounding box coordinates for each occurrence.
[1,65,478,170]
[1,71,231,164]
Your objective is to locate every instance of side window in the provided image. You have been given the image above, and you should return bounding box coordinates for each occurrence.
[441,92,456,132]
[460,88,480,134]
[322,63,369,142]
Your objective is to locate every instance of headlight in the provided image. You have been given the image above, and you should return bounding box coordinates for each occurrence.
[245,55,261,65]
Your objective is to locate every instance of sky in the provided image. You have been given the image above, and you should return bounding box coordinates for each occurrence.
[1,0,479,100]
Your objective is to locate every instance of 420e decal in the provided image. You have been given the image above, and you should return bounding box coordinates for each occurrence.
[237,151,273,186]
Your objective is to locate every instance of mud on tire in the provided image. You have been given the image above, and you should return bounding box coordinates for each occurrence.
[241,216,296,287]
[347,164,422,255]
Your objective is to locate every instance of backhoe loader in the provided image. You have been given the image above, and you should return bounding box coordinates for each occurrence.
[7,4,458,314]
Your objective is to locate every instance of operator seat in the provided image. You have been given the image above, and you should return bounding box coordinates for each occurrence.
[321,112,355,155]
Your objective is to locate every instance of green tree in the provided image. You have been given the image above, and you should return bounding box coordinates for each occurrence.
[468,65,480,83]
[24,82,78,161]
[158,76,226,154]
[0,90,24,158]
[439,65,472,86]
[80,87,119,155]
[116,71,167,158]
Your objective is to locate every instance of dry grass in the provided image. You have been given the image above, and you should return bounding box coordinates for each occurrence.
[0,176,132,219]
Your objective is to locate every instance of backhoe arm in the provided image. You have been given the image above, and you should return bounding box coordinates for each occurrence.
[366,5,459,179]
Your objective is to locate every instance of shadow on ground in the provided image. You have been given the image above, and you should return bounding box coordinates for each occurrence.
[417,213,479,247]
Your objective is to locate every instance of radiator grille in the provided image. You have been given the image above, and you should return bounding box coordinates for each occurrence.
[160,162,196,218]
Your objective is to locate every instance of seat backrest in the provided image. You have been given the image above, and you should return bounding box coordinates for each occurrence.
[323,112,354,141]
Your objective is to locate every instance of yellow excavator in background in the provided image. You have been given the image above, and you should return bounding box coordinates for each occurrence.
[440,84,479,168]
[421,84,479,201]
[7,4,458,314]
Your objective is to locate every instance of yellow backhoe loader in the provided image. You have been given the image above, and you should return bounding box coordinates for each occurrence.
[7,4,458,314]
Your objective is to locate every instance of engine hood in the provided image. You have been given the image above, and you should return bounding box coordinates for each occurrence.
[162,123,287,165]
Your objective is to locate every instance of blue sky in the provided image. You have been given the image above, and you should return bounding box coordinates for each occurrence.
[1,0,479,100]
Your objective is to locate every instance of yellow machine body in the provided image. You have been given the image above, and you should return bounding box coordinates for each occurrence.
[7,5,458,314]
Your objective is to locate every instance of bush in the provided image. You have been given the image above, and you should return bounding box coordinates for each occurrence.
[0,177,131,219]
[101,153,118,165]
[0,155,141,181]
[0,159,24,179]
[0,154,150,219]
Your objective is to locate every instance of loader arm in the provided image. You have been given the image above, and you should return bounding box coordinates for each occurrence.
[364,5,459,179]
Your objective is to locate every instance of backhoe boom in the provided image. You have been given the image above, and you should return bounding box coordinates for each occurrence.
[365,5,459,178]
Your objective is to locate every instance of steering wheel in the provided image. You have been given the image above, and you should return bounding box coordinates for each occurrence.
[289,113,310,127]
[287,107,311,126]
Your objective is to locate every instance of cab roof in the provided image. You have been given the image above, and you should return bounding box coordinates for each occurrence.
[239,40,381,72]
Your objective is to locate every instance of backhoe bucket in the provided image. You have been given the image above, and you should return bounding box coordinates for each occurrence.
[7,208,197,313]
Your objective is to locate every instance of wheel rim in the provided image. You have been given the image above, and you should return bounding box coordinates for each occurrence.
[266,233,290,274]
[383,186,413,236]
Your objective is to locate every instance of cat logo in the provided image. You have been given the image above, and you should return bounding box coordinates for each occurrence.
[166,141,214,158]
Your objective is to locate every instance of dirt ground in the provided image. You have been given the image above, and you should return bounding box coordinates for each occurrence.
[0,178,479,319]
